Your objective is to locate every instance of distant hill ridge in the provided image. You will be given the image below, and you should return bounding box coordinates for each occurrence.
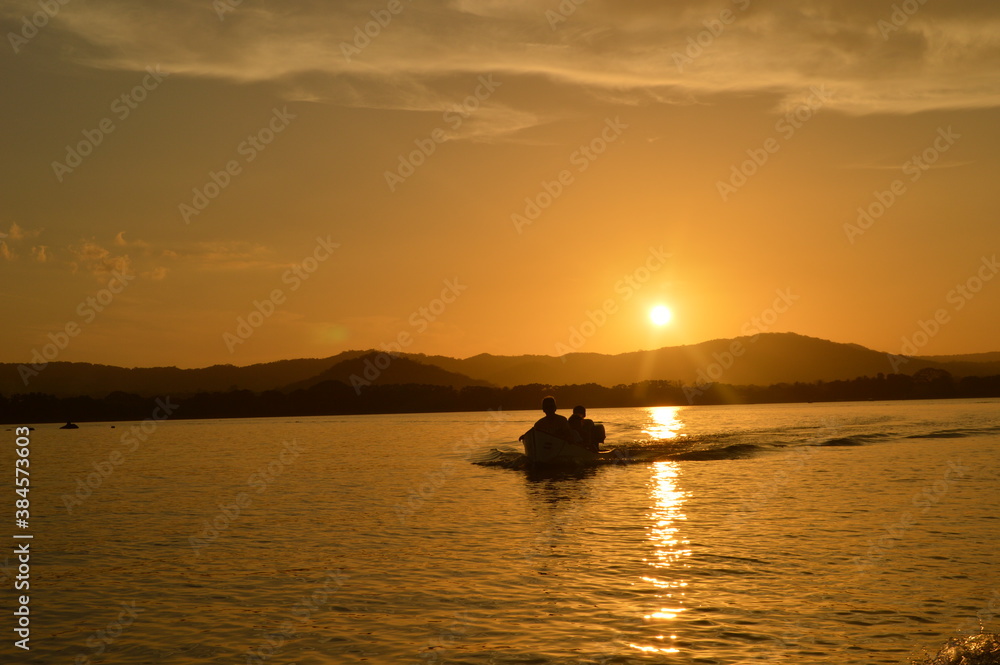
[398,333,1000,388]
[283,353,492,393]
[1,333,998,398]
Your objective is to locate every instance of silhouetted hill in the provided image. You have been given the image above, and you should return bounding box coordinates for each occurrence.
[283,353,492,392]
[2,333,999,398]
[0,352,364,398]
[918,351,1000,365]
[5,371,1000,424]
[401,333,1000,387]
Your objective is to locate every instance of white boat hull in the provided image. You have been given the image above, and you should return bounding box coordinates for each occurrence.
[521,428,610,467]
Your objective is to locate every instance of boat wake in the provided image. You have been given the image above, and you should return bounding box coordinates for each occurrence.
[906,425,1000,440]
[912,632,1000,664]
[474,433,778,470]
[474,412,1000,471]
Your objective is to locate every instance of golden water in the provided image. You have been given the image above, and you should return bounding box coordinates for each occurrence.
[5,399,999,663]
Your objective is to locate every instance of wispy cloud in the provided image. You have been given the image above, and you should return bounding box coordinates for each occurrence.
[2,227,168,278]
[114,231,150,249]
[842,159,976,171]
[68,240,133,279]
[178,240,277,272]
[4,222,39,241]
[19,0,999,125]
[0,223,45,263]
[30,246,49,263]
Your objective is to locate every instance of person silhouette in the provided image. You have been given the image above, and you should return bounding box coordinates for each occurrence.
[521,396,576,443]
[568,405,604,452]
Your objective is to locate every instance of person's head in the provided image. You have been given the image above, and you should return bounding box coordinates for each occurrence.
[541,396,557,415]
[573,405,586,417]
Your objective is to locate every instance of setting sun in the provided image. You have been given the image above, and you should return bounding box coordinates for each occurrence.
[650,305,673,326]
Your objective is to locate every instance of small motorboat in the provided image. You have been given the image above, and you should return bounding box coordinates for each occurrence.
[520,427,616,468]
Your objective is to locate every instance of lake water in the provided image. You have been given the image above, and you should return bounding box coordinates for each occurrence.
[5,398,1000,664]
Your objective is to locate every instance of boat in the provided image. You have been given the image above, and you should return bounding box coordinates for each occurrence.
[520,427,615,468]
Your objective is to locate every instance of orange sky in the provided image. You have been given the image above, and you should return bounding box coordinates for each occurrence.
[2,0,998,369]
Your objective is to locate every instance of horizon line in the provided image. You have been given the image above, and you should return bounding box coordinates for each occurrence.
[4,331,999,372]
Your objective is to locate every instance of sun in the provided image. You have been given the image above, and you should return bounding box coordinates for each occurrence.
[649,305,673,326]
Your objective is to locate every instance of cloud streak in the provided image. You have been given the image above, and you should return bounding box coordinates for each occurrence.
[9,0,995,125]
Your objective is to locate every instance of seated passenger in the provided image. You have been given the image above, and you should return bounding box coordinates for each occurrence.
[521,396,577,443]
[568,405,604,452]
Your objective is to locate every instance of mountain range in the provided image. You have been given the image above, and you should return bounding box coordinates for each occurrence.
[3,333,999,398]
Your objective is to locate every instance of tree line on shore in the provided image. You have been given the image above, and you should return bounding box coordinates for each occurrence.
[2,368,998,425]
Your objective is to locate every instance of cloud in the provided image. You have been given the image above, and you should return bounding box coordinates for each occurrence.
[843,159,976,172]
[114,231,150,248]
[14,0,1000,122]
[3,222,40,241]
[1,228,174,279]
[5,229,244,284]
[0,223,44,260]
[31,246,48,263]
[68,240,134,279]
[35,236,294,276]
[177,240,285,272]
[444,103,544,142]
[142,266,169,281]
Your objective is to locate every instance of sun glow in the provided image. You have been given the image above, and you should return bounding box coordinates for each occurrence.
[649,305,673,326]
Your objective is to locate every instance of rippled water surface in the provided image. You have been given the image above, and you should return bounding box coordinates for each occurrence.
[6,398,1000,664]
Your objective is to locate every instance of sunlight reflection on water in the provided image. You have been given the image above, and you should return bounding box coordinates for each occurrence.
[642,405,687,440]
[634,460,691,656]
[11,401,1000,664]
